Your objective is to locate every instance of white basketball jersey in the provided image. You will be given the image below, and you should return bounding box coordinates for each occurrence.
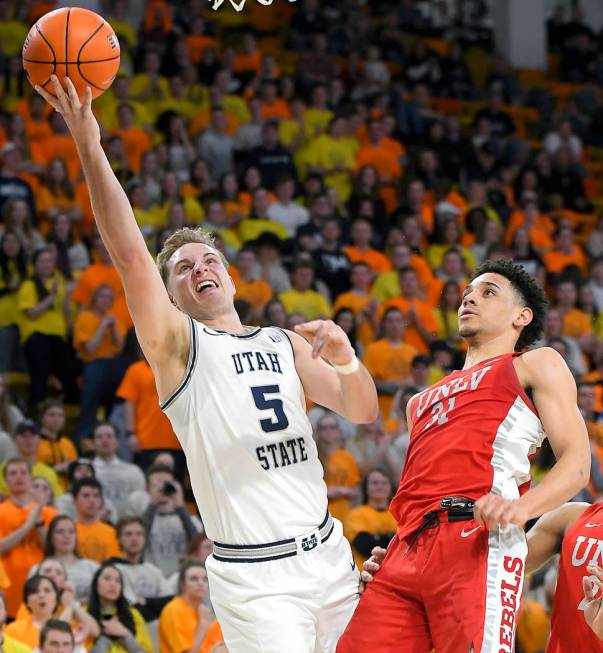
[161,317,328,545]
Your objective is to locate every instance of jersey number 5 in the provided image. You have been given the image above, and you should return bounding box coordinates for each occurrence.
[251,385,290,433]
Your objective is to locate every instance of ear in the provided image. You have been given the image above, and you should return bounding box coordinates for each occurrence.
[514,306,533,328]
[167,293,178,308]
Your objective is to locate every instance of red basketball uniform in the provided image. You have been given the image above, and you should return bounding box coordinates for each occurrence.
[337,353,546,653]
[547,503,603,652]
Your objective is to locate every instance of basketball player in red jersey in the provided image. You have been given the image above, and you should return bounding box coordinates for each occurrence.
[362,502,603,651]
[337,259,590,653]
[525,501,603,651]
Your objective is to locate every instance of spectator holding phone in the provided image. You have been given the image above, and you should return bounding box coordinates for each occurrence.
[128,465,201,578]
[87,563,152,653]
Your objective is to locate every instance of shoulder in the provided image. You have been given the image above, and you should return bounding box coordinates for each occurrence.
[514,347,573,387]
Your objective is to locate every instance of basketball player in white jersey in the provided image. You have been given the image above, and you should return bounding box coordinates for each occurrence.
[36,77,379,652]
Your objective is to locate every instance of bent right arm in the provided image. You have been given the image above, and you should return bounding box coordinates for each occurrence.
[35,77,188,378]
[0,511,37,554]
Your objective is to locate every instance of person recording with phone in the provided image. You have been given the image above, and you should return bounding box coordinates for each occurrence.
[126,465,201,578]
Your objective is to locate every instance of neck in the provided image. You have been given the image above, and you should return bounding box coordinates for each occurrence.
[124,550,142,564]
[98,453,115,462]
[100,599,115,612]
[462,336,516,369]
[20,452,36,465]
[368,499,388,510]
[40,429,59,441]
[182,594,201,609]
[200,308,245,332]
[54,551,76,562]
[9,491,31,507]
[77,514,98,525]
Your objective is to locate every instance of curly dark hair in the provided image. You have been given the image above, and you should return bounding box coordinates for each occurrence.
[470,259,548,351]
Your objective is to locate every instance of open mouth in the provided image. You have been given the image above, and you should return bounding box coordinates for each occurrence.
[196,280,218,294]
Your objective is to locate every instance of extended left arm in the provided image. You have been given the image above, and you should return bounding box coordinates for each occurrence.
[516,347,590,519]
[288,320,379,424]
[475,347,590,528]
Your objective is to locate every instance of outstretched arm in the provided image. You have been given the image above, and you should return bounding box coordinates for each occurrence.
[35,77,188,392]
[525,501,588,573]
[289,320,379,424]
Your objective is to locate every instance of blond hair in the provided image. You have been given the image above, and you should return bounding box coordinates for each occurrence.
[156,227,229,287]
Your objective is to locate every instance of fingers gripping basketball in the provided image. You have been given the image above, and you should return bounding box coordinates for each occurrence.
[22,7,120,100]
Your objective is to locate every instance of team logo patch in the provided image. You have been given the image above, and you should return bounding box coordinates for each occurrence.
[301,534,318,551]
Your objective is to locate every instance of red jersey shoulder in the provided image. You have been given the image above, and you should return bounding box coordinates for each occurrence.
[564,503,603,567]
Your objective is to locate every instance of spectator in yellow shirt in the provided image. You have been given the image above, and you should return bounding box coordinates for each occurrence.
[229,248,273,323]
[159,561,220,653]
[362,307,418,417]
[18,248,79,407]
[0,421,62,498]
[305,116,357,202]
[315,414,360,523]
[86,563,152,653]
[279,261,331,320]
[37,399,77,491]
[238,189,288,245]
[344,468,396,569]
[72,285,126,442]
[0,592,31,653]
[332,262,379,347]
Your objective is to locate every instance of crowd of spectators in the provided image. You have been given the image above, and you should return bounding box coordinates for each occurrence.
[1,0,603,650]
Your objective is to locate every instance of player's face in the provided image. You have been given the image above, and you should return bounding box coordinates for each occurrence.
[458,273,531,346]
[168,243,235,319]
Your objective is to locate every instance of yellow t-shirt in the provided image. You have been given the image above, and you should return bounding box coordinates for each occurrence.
[0,262,22,328]
[75,521,120,563]
[324,450,360,523]
[159,596,221,653]
[238,218,289,244]
[0,461,62,498]
[304,133,357,202]
[303,108,334,139]
[73,311,126,362]
[17,275,68,342]
[3,634,32,653]
[344,504,397,568]
[279,289,331,321]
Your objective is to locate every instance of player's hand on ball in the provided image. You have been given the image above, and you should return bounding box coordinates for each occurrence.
[35,75,100,147]
[295,320,355,365]
[359,546,387,595]
[584,564,603,639]
[474,493,529,530]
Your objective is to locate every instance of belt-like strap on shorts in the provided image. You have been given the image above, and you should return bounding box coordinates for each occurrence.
[213,512,334,563]
[407,496,476,551]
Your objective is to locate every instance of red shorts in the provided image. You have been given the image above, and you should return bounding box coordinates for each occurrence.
[337,518,527,653]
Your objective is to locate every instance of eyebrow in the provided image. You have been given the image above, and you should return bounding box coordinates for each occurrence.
[463,281,502,295]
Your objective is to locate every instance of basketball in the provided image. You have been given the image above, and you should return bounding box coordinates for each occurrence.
[22,7,120,100]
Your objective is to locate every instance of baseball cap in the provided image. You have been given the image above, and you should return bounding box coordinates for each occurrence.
[15,419,39,435]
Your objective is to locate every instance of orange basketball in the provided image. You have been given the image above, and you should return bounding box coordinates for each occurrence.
[22,7,120,100]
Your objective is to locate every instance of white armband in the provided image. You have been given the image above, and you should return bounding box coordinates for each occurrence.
[332,356,359,375]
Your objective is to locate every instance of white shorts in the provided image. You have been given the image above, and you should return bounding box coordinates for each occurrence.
[205,518,359,653]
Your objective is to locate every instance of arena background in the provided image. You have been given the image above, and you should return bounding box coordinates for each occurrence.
[0,0,602,651]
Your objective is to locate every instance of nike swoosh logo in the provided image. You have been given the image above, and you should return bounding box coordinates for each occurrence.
[460,525,482,538]
[585,523,603,528]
